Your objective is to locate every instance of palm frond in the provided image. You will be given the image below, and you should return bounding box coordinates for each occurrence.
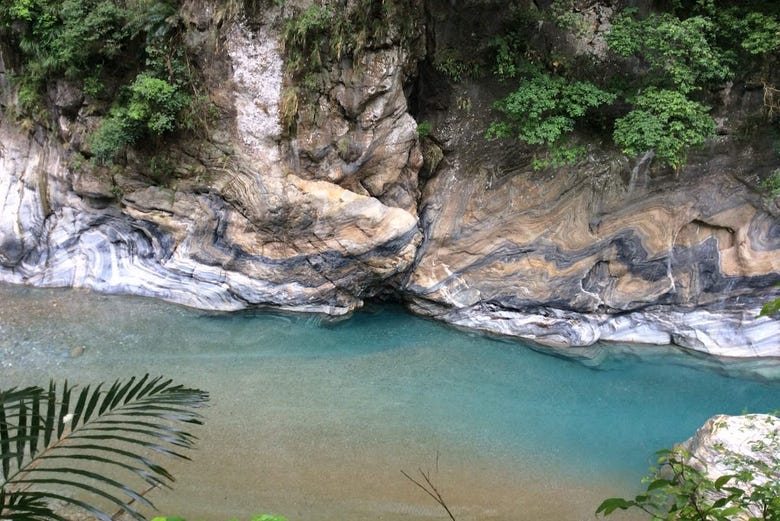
[0,375,209,521]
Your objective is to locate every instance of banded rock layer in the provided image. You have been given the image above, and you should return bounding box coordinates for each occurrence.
[404,91,780,355]
[1,0,779,358]
[0,5,421,314]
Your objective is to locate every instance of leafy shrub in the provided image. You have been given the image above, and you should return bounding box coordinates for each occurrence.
[416,121,432,139]
[89,74,190,164]
[280,0,421,133]
[737,11,780,56]
[89,113,137,164]
[760,168,780,198]
[0,0,132,96]
[760,295,780,317]
[490,33,523,81]
[487,67,615,149]
[282,3,333,74]
[612,88,715,170]
[127,74,190,135]
[531,143,586,170]
[607,12,730,94]
[434,48,482,83]
[0,0,203,168]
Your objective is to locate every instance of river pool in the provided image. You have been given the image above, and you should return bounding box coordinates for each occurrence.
[1,283,778,521]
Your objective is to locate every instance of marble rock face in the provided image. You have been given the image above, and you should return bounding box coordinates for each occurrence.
[404,152,780,354]
[680,414,780,518]
[0,6,421,314]
[403,67,780,355]
[0,119,419,313]
[1,0,779,357]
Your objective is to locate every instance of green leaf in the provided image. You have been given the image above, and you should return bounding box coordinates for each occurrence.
[714,474,734,488]
[43,382,55,447]
[0,375,208,521]
[15,401,26,469]
[759,297,780,317]
[28,392,40,459]
[0,402,10,479]
[647,478,672,491]
[71,385,89,430]
[596,497,635,515]
[56,380,71,439]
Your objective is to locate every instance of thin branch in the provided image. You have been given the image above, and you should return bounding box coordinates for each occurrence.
[401,468,456,521]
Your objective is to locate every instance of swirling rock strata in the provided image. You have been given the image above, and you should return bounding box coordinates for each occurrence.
[0,6,421,314]
[0,120,419,313]
[405,86,780,355]
[1,0,779,358]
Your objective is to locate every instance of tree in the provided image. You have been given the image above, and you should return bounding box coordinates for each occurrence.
[612,88,715,172]
[487,66,615,168]
[606,11,730,95]
[1,375,208,521]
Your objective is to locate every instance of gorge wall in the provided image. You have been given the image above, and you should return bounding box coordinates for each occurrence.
[1,0,779,357]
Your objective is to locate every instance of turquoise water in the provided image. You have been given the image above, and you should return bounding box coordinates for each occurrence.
[1,284,779,521]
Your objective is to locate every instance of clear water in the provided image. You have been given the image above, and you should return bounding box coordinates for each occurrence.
[1,283,779,521]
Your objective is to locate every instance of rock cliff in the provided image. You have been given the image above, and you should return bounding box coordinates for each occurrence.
[405,82,780,354]
[0,2,420,314]
[678,414,779,519]
[1,0,778,356]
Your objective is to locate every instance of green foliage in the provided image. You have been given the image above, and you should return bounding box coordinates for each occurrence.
[282,3,332,76]
[613,88,715,170]
[760,295,780,317]
[282,0,419,80]
[89,74,190,164]
[280,0,421,133]
[736,12,780,56]
[0,375,209,521]
[597,417,780,520]
[416,121,432,139]
[487,67,615,155]
[151,514,287,521]
[490,32,524,81]
[433,48,481,83]
[531,143,586,170]
[760,168,780,198]
[0,0,135,100]
[758,278,780,317]
[486,2,778,170]
[607,12,730,94]
[1,0,205,168]
[548,0,590,35]
[127,74,190,135]
[89,113,137,165]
